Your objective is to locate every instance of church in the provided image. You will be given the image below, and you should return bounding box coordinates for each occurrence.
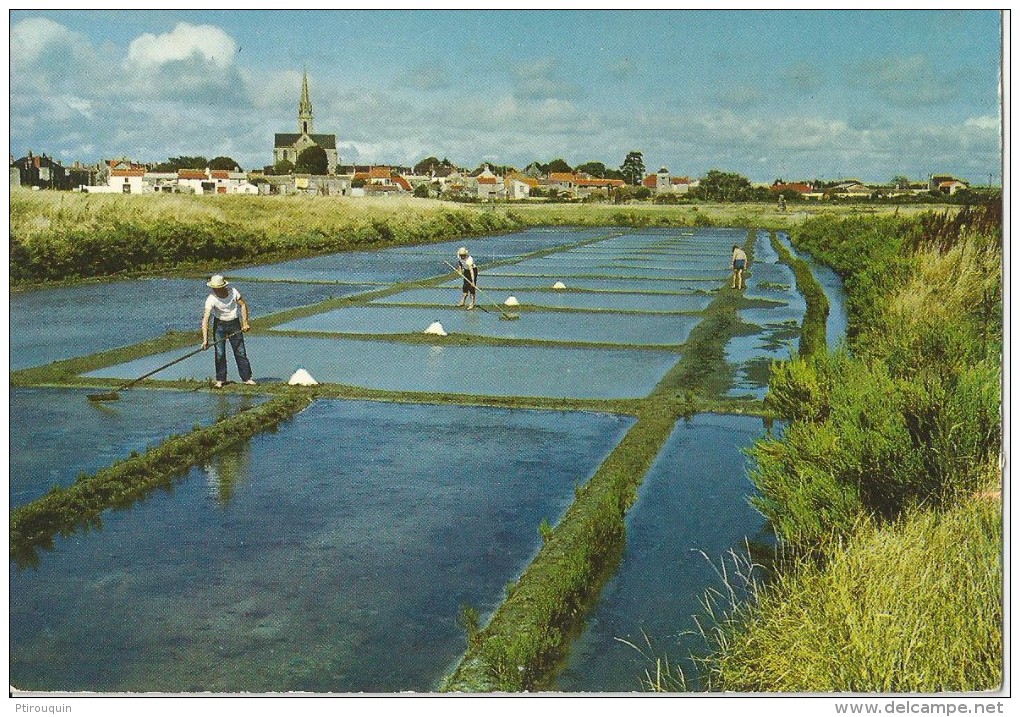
[273,72,338,174]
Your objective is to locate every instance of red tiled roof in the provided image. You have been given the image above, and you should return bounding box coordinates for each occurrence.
[671,177,691,185]
[112,168,146,177]
[369,166,392,179]
[577,177,624,188]
[771,182,813,194]
[477,177,499,185]
[547,172,574,183]
[392,175,411,191]
[642,175,657,188]
[178,169,207,180]
[210,170,230,179]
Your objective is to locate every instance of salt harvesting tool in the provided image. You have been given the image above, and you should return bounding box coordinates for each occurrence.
[87,331,242,402]
[443,261,520,320]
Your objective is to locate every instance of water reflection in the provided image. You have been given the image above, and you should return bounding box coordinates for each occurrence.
[204,441,252,505]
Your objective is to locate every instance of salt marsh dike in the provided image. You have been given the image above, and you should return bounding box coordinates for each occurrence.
[13,225,845,692]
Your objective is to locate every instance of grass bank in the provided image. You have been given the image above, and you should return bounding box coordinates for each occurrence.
[685,205,1003,691]
[10,393,312,567]
[10,188,946,288]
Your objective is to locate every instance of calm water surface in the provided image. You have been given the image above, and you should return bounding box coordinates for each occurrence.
[10,400,634,693]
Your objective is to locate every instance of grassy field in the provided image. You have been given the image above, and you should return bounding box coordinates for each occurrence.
[9,187,946,287]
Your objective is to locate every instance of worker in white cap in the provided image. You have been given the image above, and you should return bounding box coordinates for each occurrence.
[455,247,478,310]
[201,274,256,388]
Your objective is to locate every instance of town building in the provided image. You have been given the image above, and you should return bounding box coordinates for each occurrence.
[929,174,970,195]
[642,167,696,195]
[273,71,339,174]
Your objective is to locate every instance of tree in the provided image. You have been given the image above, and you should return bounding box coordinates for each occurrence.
[695,169,753,201]
[209,156,241,171]
[273,159,295,175]
[575,161,607,178]
[891,175,911,190]
[620,151,645,185]
[151,155,207,172]
[414,156,443,175]
[634,186,652,200]
[413,183,430,198]
[545,158,572,174]
[295,146,328,175]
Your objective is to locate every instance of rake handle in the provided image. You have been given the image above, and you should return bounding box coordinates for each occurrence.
[444,260,515,318]
[116,331,242,391]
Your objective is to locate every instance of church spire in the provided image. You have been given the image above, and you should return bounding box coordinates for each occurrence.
[298,69,313,135]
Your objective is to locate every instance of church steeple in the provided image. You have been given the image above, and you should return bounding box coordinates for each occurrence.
[298,69,313,135]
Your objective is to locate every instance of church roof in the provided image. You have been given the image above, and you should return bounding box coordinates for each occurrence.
[275,133,337,150]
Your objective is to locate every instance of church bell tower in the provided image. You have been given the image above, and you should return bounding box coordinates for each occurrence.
[298,69,314,135]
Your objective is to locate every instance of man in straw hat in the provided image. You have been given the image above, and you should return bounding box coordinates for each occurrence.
[202,274,256,388]
[455,247,478,310]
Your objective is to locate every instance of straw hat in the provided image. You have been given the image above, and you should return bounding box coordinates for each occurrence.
[207,274,229,288]
[457,247,468,256]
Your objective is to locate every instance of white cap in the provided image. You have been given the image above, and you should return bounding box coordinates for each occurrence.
[458,247,468,256]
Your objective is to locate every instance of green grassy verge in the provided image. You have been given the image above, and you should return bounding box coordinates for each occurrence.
[10,188,949,288]
[10,394,312,567]
[685,206,1003,692]
[704,489,1002,692]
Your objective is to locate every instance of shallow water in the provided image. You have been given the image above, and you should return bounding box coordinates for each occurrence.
[273,306,698,346]
[775,232,848,348]
[10,388,264,507]
[485,265,732,281]
[724,232,807,397]
[85,335,680,399]
[438,276,722,293]
[10,279,366,371]
[226,228,612,284]
[10,399,635,692]
[373,288,715,313]
[555,413,770,692]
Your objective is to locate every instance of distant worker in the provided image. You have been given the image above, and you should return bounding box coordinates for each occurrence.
[731,245,749,290]
[202,274,256,388]
[456,247,478,310]
[778,195,787,212]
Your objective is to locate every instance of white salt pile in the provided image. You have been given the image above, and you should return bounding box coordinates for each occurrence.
[552,281,567,290]
[424,321,448,336]
[288,368,318,386]
[504,296,520,306]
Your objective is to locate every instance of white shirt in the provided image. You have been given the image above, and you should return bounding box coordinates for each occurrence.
[205,287,241,321]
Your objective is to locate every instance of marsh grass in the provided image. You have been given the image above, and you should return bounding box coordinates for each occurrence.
[703,488,1002,692]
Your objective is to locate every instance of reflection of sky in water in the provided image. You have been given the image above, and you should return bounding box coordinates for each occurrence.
[775,232,848,349]
[86,335,681,399]
[11,399,634,692]
[10,388,264,507]
[373,288,715,313]
[557,413,771,691]
[274,306,698,346]
[10,279,368,371]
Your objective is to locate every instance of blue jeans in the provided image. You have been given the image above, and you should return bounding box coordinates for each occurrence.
[213,318,252,383]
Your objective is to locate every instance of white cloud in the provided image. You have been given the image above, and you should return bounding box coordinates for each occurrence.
[126,22,237,68]
[964,115,999,130]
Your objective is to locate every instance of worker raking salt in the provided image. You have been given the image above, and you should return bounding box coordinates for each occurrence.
[202,274,257,388]
[455,247,479,310]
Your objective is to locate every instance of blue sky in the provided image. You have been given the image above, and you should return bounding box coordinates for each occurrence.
[9,10,1002,183]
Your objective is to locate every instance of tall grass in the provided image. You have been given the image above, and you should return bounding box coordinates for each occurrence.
[705,487,1002,692]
